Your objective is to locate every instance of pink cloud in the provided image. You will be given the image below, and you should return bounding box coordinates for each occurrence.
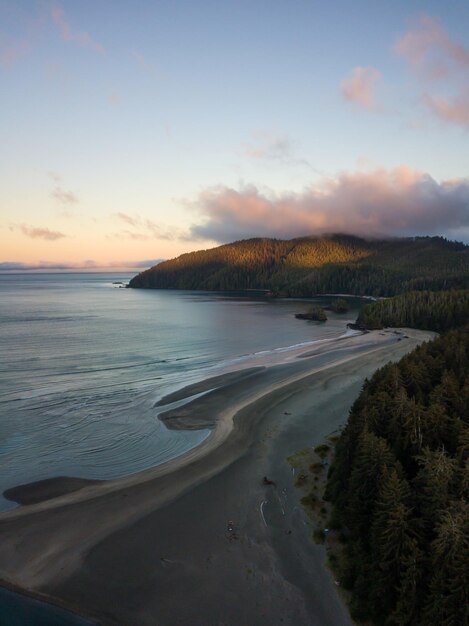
[51,4,104,53]
[18,224,67,241]
[424,91,469,128]
[341,67,381,110]
[0,10,46,69]
[395,15,469,128]
[130,49,158,78]
[0,38,29,68]
[395,15,469,78]
[190,166,469,242]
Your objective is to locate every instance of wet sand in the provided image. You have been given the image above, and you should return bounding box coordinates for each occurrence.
[4,477,103,506]
[0,328,435,625]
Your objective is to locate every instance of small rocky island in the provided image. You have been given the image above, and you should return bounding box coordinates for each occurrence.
[295,305,327,322]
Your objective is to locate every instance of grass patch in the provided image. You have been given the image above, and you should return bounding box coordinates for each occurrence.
[314,444,330,459]
[309,462,325,474]
[287,447,311,468]
[295,473,308,486]
[300,492,318,510]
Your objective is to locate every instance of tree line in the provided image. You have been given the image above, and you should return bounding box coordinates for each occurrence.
[325,327,468,625]
[357,289,469,332]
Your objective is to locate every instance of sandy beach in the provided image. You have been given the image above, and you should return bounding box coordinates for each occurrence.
[0,328,435,626]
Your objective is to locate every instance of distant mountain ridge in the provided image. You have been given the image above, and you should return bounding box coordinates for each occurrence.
[129,234,469,297]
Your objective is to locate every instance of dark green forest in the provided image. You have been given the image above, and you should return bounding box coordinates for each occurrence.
[325,328,469,625]
[129,235,469,297]
[357,290,469,332]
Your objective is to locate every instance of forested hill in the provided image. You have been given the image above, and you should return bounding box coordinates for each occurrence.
[129,235,469,296]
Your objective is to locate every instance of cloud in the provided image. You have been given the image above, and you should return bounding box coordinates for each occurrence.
[0,259,164,271]
[189,166,469,242]
[113,259,164,269]
[48,171,62,183]
[424,90,469,127]
[112,213,183,240]
[130,49,158,78]
[0,10,45,69]
[242,131,317,172]
[0,38,29,69]
[245,133,294,161]
[130,50,147,69]
[119,230,150,241]
[115,212,139,227]
[51,3,104,53]
[51,185,78,206]
[341,67,381,110]
[0,261,92,271]
[17,224,67,241]
[395,15,469,128]
[395,15,469,78]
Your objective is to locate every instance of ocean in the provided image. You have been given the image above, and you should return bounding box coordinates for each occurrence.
[0,272,360,512]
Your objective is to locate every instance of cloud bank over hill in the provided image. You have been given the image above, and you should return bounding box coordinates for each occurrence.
[190,166,469,243]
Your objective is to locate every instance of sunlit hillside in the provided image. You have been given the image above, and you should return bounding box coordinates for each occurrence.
[129,235,469,296]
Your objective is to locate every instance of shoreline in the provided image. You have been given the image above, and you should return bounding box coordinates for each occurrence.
[0,327,435,625]
[0,327,364,515]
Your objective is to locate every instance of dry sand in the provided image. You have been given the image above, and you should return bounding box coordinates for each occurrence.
[0,328,435,626]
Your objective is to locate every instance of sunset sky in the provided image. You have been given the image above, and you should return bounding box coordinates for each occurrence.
[1,0,469,269]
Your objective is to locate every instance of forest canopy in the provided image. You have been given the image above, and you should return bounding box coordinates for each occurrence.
[325,328,469,625]
[357,289,469,332]
[129,235,469,297]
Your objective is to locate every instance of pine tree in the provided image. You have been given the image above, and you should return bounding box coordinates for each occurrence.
[347,430,398,538]
[389,539,424,626]
[368,467,414,618]
[422,503,469,626]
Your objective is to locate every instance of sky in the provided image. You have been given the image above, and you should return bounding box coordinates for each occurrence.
[1,0,469,269]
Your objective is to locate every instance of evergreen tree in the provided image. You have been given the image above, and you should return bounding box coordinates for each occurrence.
[326,328,468,625]
[423,503,469,626]
[368,467,414,617]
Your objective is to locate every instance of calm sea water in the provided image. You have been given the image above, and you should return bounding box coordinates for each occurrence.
[0,272,360,511]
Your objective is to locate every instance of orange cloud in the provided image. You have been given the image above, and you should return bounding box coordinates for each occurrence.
[51,3,104,53]
[341,67,381,110]
[190,166,469,242]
